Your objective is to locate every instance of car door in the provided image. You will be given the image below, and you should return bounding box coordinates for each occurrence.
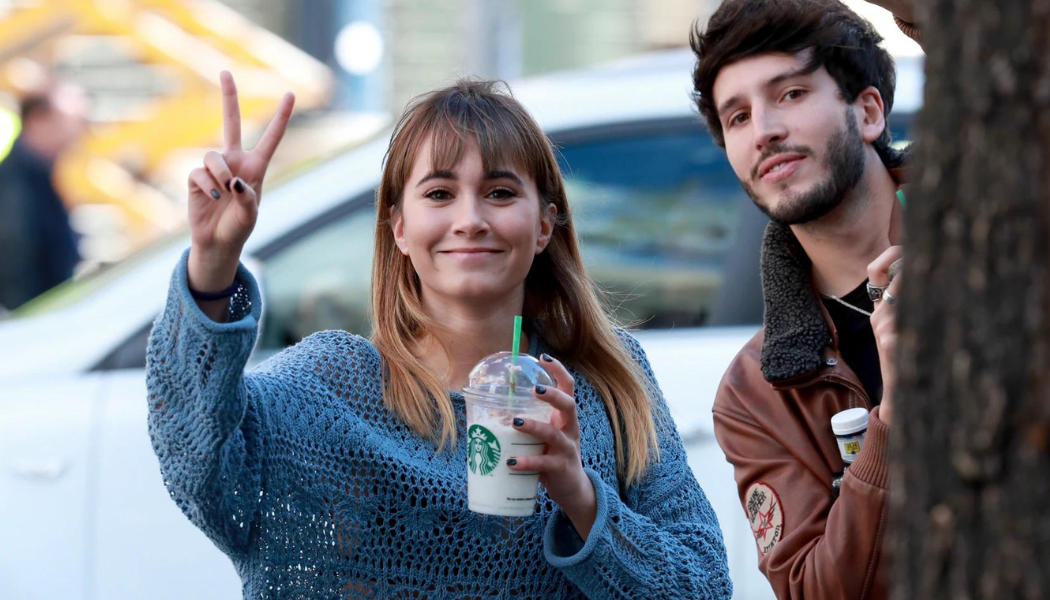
[0,375,105,600]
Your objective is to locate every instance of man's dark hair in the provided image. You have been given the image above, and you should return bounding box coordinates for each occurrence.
[691,0,904,168]
[19,93,51,123]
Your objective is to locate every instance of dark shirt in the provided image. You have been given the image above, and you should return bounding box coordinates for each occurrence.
[0,138,80,310]
[822,281,883,404]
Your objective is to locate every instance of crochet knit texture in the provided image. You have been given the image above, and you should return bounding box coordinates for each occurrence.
[147,251,732,599]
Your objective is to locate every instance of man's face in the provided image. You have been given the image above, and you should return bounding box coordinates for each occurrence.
[712,51,867,225]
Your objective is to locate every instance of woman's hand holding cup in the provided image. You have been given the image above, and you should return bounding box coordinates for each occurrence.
[507,354,598,540]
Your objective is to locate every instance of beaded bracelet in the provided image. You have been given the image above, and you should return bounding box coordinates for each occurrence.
[189,279,239,301]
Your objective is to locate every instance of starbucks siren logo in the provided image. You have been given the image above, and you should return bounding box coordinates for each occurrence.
[467,424,501,476]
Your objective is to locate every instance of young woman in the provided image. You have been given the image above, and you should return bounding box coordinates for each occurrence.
[147,72,731,599]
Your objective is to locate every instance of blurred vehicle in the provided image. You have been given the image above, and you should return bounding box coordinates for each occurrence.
[0,48,923,600]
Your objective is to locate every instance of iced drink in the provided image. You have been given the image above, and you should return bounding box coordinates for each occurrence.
[463,351,554,516]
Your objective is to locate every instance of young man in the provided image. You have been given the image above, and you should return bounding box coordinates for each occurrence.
[692,1,911,598]
[0,82,89,311]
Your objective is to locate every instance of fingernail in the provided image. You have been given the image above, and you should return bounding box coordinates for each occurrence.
[233,178,245,193]
[210,189,220,199]
[535,385,546,395]
[541,353,553,362]
[506,459,517,466]
[513,418,524,427]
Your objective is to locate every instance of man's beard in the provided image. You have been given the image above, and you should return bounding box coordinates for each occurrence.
[742,109,866,226]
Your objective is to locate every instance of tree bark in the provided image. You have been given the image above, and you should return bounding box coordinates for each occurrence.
[892,1,1050,599]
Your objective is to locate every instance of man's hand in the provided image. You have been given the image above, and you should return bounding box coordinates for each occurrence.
[863,0,915,24]
[868,247,902,425]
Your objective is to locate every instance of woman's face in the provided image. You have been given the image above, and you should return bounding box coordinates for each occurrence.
[392,138,554,310]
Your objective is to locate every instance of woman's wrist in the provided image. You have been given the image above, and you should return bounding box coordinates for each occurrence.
[188,245,241,293]
[561,474,598,541]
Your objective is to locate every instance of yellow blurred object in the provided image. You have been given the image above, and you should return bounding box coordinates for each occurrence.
[0,0,334,251]
[0,104,19,163]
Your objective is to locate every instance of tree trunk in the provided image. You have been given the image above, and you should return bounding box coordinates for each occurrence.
[892,1,1050,599]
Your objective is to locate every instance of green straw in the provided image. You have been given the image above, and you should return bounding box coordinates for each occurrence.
[510,315,522,392]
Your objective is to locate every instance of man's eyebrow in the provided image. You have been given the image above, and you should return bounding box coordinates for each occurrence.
[766,64,817,88]
[717,64,818,120]
[416,170,456,187]
[718,95,744,120]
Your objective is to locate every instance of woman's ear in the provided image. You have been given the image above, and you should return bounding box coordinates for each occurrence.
[391,208,409,255]
[536,202,557,254]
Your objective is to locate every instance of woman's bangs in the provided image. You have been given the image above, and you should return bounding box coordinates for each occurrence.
[425,101,538,179]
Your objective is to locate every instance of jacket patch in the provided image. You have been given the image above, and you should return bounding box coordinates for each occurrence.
[746,482,783,556]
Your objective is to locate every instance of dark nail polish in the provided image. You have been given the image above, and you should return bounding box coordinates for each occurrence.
[535,385,546,395]
[210,189,220,199]
[513,418,524,427]
[541,353,553,362]
[506,459,517,466]
[233,178,245,193]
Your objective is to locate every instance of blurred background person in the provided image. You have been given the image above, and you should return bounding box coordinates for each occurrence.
[0,80,89,311]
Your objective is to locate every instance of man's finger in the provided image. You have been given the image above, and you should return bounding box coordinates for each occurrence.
[221,71,242,152]
[867,245,904,287]
[253,92,296,162]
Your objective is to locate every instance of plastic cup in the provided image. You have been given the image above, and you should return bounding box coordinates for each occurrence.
[463,351,555,516]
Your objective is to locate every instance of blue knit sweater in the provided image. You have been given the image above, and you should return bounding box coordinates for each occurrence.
[146,252,732,599]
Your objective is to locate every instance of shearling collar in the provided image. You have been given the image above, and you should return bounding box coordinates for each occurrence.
[756,164,909,383]
[758,222,833,383]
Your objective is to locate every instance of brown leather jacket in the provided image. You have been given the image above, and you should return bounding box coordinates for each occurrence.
[714,223,890,600]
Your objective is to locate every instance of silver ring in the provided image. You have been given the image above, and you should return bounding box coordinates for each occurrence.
[866,282,889,302]
[883,291,897,305]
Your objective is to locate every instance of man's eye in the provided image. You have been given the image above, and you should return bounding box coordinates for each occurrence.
[730,112,750,126]
[783,89,807,101]
[488,188,516,200]
[425,189,452,201]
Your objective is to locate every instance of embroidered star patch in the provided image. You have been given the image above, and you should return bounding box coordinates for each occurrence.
[745,482,783,556]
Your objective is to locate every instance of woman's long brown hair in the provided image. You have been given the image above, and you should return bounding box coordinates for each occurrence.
[370,79,659,485]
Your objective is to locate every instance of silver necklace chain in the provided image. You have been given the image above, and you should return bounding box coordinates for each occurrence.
[820,293,873,317]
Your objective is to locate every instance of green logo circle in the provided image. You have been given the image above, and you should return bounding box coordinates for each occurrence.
[467,424,501,476]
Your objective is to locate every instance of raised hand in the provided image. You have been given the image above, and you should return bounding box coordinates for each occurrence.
[868,245,902,425]
[187,71,294,296]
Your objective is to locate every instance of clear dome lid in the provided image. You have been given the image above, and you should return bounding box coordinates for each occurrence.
[463,351,555,398]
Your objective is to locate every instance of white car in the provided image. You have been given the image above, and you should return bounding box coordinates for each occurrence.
[0,48,923,600]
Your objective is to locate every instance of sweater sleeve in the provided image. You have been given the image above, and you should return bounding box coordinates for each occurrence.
[712,358,890,600]
[542,334,733,600]
[146,249,268,557]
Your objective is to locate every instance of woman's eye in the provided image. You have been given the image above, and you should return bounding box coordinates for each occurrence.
[488,187,516,200]
[425,189,452,201]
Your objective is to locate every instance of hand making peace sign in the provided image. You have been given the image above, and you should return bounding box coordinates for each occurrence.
[186,72,294,295]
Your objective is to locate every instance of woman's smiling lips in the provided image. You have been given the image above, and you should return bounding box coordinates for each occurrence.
[438,247,505,262]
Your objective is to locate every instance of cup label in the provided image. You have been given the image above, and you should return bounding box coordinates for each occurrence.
[467,424,501,476]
